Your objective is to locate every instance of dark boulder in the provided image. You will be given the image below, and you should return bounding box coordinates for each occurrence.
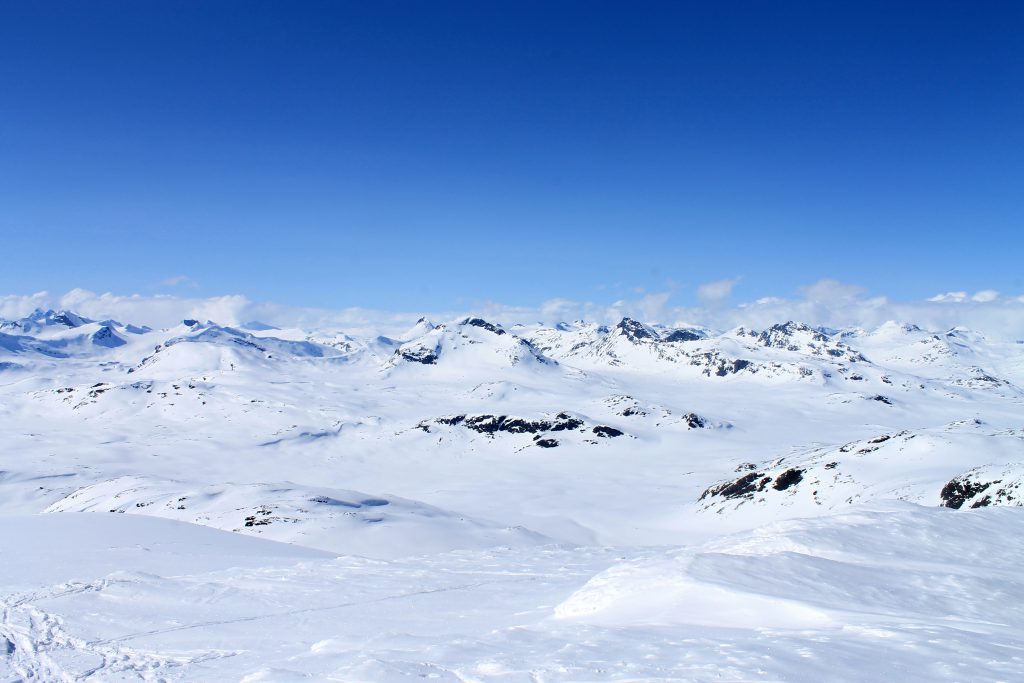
[772,468,804,491]
[682,413,706,429]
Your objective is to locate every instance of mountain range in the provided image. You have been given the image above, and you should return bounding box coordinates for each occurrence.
[2,307,1022,681]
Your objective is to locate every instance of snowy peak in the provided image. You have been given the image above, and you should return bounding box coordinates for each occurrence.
[29,308,90,329]
[461,317,506,335]
[239,320,278,331]
[401,316,437,340]
[177,324,326,357]
[388,317,555,370]
[0,308,92,334]
[89,324,127,348]
[755,321,828,348]
[614,317,659,343]
[0,311,154,361]
[753,321,867,362]
[127,324,330,377]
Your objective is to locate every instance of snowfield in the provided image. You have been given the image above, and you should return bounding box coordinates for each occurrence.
[1,308,1023,681]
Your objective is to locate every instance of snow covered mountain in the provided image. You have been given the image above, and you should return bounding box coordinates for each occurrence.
[2,308,1023,680]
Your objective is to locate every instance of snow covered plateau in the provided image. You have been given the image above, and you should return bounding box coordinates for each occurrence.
[1,308,1023,681]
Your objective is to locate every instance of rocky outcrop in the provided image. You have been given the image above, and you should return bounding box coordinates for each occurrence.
[940,467,1023,509]
[419,412,626,445]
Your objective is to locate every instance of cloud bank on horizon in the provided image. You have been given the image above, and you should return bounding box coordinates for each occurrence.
[3,280,1024,339]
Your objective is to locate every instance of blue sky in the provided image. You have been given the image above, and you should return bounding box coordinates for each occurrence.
[1,1,1021,311]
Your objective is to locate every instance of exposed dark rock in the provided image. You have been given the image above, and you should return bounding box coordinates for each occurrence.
[52,312,83,328]
[700,472,771,501]
[182,319,199,327]
[244,507,274,527]
[87,384,110,398]
[592,425,624,438]
[461,318,506,335]
[940,478,996,509]
[773,468,804,491]
[429,412,593,440]
[91,325,126,348]
[757,322,828,348]
[689,352,755,377]
[682,413,706,429]
[550,415,585,431]
[463,415,505,434]
[870,395,893,405]
[518,336,557,365]
[716,358,752,376]
[535,438,559,448]
[616,317,658,342]
[398,347,439,364]
[663,329,703,343]
[500,417,553,434]
[754,321,866,362]
[228,336,267,352]
[435,414,571,435]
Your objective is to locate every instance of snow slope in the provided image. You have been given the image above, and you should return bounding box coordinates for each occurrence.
[3,504,1022,682]
[2,307,1023,680]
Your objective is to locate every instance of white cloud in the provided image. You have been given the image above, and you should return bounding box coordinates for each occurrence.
[697,278,740,306]
[160,275,199,288]
[928,289,1002,304]
[0,291,51,320]
[928,291,969,303]
[798,279,866,303]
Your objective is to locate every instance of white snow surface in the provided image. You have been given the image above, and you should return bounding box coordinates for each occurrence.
[2,308,1024,681]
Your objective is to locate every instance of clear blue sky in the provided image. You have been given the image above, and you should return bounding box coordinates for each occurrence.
[1,1,1021,310]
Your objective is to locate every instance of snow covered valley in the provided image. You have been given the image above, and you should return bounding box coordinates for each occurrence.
[2,310,1023,681]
